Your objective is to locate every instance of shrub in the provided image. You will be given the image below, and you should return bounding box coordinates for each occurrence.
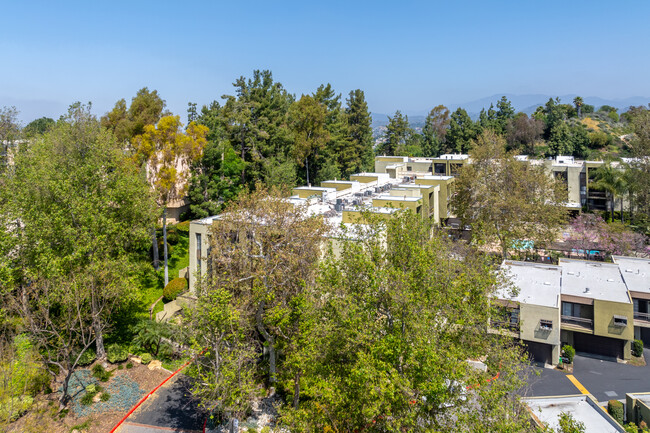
[163,278,188,302]
[100,392,111,402]
[166,227,179,245]
[118,364,124,370]
[106,344,129,364]
[0,396,34,422]
[562,345,576,364]
[80,393,95,406]
[140,353,153,365]
[608,399,624,424]
[176,221,190,233]
[77,348,96,366]
[85,384,98,394]
[92,364,111,382]
[126,362,133,369]
[633,339,644,357]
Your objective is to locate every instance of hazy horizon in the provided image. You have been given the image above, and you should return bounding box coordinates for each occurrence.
[2,1,650,123]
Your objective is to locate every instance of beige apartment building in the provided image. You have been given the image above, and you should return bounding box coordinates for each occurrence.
[494,258,638,365]
[375,154,631,214]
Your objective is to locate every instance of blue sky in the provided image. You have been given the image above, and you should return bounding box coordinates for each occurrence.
[1,1,649,122]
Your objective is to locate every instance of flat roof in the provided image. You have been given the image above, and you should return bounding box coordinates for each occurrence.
[559,259,631,304]
[523,395,624,432]
[374,195,422,202]
[612,256,650,294]
[437,154,469,160]
[419,175,454,181]
[293,186,337,192]
[496,261,561,308]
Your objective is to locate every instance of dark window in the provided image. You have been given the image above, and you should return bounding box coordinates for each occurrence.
[613,315,628,327]
[540,319,553,330]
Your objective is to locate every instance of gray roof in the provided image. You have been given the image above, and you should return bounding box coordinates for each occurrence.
[496,261,561,308]
[612,256,650,294]
[523,395,625,432]
[560,259,631,304]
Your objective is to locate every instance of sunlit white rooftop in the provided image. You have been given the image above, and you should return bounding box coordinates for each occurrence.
[496,261,561,308]
[523,395,624,433]
[559,259,631,304]
[612,256,650,294]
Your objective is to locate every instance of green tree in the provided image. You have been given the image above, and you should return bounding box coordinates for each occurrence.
[452,130,568,259]
[281,211,531,431]
[101,87,167,143]
[194,185,327,397]
[423,105,450,156]
[627,106,650,230]
[505,113,544,154]
[548,122,573,156]
[289,95,330,185]
[495,96,515,134]
[446,108,480,153]
[591,160,626,222]
[219,70,295,188]
[0,106,21,167]
[187,101,245,218]
[23,117,55,138]
[132,115,208,286]
[378,110,411,155]
[573,96,584,118]
[1,103,156,403]
[345,89,374,172]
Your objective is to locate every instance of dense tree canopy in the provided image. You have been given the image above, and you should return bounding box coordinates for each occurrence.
[452,130,568,258]
[0,103,156,405]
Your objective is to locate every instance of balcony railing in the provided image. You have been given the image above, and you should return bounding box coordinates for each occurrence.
[634,312,650,322]
[491,320,519,332]
[561,315,594,329]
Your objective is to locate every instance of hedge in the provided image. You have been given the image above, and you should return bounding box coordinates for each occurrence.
[633,339,644,357]
[163,277,188,302]
[608,399,624,424]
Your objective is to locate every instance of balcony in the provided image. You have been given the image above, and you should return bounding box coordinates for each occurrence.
[561,315,594,331]
[489,320,519,338]
[634,311,650,323]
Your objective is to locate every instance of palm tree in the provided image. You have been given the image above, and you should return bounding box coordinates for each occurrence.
[591,161,625,221]
[573,96,584,118]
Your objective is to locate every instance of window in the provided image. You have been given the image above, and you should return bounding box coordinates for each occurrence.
[613,315,627,327]
[540,319,553,330]
[196,233,202,261]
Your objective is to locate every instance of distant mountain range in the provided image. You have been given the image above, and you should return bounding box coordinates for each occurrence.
[371,94,650,128]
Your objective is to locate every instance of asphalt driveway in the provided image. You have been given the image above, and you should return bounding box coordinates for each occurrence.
[117,374,205,433]
[524,348,650,403]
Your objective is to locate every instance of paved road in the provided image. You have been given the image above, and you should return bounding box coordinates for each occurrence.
[117,374,205,433]
[524,348,650,403]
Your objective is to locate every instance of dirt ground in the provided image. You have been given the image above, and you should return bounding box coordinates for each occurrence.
[6,360,170,433]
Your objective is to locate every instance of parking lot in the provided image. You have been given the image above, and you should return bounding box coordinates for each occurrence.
[524,348,650,403]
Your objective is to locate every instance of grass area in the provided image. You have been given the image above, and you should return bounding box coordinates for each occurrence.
[137,229,190,319]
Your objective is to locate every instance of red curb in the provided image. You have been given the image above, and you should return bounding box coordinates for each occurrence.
[110,349,207,433]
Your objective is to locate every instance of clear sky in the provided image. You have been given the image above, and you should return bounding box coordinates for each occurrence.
[1,0,649,122]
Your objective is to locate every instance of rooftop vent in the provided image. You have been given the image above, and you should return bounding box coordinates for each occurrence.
[584,287,590,293]
[543,282,551,286]
[607,278,615,282]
